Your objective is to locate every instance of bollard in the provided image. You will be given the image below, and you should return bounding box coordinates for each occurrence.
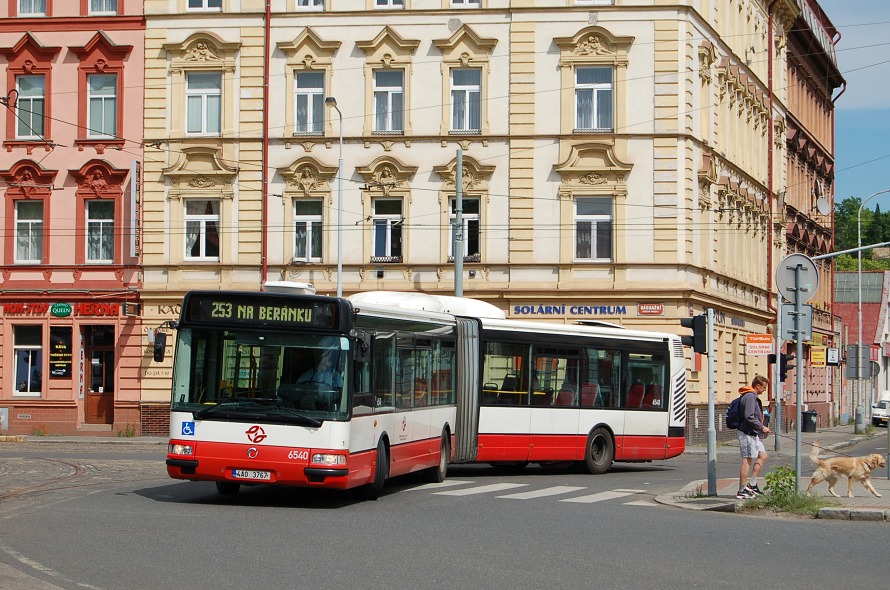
[855,405,865,434]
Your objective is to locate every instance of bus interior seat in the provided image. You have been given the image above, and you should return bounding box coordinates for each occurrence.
[580,383,599,407]
[556,389,575,406]
[533,389,554,405]
[642,384,661,408]
[501,374,519,392]
[627,384,645,408]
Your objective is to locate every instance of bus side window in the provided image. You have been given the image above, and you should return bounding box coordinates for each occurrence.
[372,334,395,409]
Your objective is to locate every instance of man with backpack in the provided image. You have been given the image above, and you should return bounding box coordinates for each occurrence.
[734,375,771,499]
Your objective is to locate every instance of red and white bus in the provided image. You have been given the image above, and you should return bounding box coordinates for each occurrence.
[165,288,686,497]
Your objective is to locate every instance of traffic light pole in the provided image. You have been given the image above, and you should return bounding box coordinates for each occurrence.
[794,264,806,492]
[706,308,716,496]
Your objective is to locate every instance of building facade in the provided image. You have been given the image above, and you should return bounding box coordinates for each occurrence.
[0,0,145,435]
[136,0,830,440]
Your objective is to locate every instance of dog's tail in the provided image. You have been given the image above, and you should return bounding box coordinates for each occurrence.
[810,440,822,466]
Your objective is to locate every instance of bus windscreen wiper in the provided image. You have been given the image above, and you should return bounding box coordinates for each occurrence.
[193,397,274,418]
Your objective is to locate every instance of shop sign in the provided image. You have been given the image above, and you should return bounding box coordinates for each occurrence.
[512,304,628,316]
[51,303,72,317]
[49,327,73,378]
[637,303,664,316]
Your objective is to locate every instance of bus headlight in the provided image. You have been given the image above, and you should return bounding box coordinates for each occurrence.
[168,443,194,456]
[311,453,346,466]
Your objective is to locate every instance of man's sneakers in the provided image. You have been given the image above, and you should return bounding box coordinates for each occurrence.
[745,483,765,496]
[736,488,755,500]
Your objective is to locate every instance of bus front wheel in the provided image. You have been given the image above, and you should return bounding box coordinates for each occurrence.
[362,439,389,500]
[583,428,614,475]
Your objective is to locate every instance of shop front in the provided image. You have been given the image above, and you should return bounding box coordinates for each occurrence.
[0,299,142,436]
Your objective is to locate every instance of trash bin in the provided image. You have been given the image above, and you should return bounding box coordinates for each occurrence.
[801,410,817,433]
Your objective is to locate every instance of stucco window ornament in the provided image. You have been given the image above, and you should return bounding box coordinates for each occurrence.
[84,168,109,195]
[184,42,221,62]
[294,166,319,196]
[579,172,607,186]
[188,176,216,188]
[376,166,400,195]
[574,35,612,56]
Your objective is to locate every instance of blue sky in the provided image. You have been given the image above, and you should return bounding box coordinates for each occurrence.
[818,0,890,210]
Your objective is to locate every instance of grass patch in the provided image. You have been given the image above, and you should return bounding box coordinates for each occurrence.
[116,423,137,437]
[740,465,839,517]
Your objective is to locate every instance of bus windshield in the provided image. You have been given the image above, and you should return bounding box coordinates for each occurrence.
[171,328,349,422]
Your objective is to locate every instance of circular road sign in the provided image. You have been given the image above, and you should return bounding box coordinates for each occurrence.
[776,253,819,304]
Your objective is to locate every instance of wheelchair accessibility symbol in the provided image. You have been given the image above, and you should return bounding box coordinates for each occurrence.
[181,421,195,436]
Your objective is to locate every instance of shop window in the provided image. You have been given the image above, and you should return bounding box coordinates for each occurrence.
[14,325,43,396]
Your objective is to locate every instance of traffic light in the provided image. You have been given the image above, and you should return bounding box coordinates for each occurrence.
[153,332,167,362]
[780,353,795,381]
[680,314,708,354]
[767,353,777,365]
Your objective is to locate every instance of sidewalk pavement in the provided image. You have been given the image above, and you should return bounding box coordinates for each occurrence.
[655,424,890,521]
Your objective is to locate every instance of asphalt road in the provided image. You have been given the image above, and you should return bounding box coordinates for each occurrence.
[0,442,886,589]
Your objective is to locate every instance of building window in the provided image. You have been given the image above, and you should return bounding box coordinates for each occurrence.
[575,197,612,261]
[451,0,479,6]
[184,200,220,261]
[187,0,222,9]
[16,75,45,139]
[372,199,402,260]
[451,69,481,133]
[18,0,46,16]
[296,0,323,8]
[86,200,115,263]
[87,74,117,138]
[375,0,403,8]
[374,70,404,133]
[295,71,325,135]
[186,72,221,135]
[15,200,43,263]
[575,67,613,131]
[89,0,117,14]
[14,326,42,396]
[576,0,613,4]
[449,197,480,261]
[294,199,323,261]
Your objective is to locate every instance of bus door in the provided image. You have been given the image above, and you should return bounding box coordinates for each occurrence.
[620,351,668,460]
[529,350,579,462]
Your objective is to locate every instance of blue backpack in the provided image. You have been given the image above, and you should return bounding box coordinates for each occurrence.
[726,396,742,429]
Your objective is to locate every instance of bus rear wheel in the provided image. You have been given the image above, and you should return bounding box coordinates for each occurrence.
[216,481,241,496]
[362,439,389,500]
[424,432,450,483]
[583,428,614,475]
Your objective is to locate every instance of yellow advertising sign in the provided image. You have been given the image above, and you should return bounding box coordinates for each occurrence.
[810,346,827,367]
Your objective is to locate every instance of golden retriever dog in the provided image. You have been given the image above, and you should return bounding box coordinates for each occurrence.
[805,441,886,498]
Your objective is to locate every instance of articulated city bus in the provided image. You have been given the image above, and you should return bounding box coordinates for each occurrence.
[165,287,686,498]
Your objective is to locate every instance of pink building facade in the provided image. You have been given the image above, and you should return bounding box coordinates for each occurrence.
[0,0,145,435]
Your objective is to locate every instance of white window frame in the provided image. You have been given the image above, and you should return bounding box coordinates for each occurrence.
[451,0,480,6]
[295,71,325,135]
[89,0,118,15]
[373,70,404,133]
[185,72,222,136]
[574,67,614,132]
[87,73,117,138]
[450,68,482,133]
[575,0,613,5]
[372,199,402,259]
[18,0,46,16]
[293,199,323,262]
[574,197,612,262]
[295,0,323,9]
[14,200,43,264]
[184,200,220,261]
[375,0,404,8]
[187,0,222,10]
[86,200,115,263]
[13,326,43,397]
[449,197,480,260]
[16,75,45,139]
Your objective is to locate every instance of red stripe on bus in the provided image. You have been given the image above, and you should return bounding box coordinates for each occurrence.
[475,433,685,463]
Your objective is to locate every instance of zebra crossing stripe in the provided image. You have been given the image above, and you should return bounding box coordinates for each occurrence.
[405,480,474,492]
[434,483,528,496]
[496,485,587,500]
[560,489,644,504]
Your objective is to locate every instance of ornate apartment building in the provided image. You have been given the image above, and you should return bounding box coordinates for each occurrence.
[0,0,145,435]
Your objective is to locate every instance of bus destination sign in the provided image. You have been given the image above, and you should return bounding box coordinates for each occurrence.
[184,293,340,330]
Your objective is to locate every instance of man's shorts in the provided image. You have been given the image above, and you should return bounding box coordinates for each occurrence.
[737,431,765,458]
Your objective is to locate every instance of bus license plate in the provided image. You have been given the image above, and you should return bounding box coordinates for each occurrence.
[232,469,271,481]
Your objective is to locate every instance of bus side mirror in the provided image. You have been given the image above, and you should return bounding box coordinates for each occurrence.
[351,330,370,363]
[153,332,167,362]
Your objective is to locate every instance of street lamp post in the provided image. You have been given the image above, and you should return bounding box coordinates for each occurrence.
[325,96,343,298]
[857,188,890,432]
